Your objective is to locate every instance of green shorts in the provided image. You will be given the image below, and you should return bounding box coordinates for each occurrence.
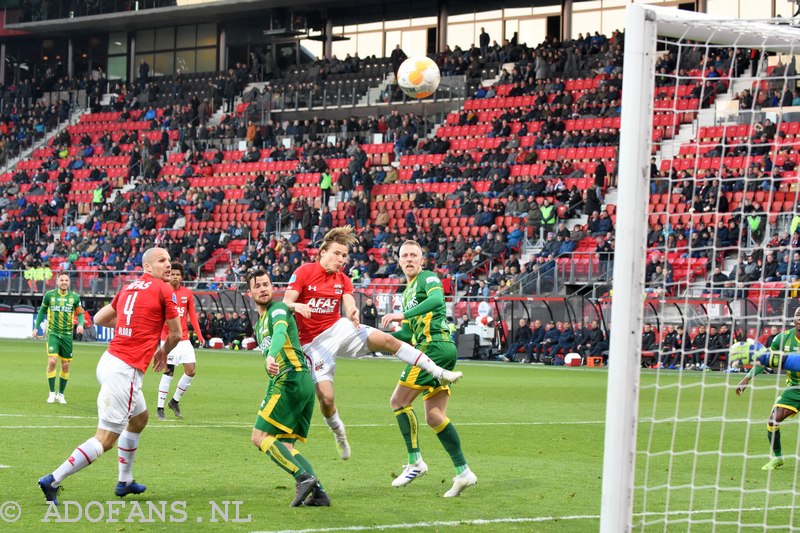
[254,371,315,443]
[398,341,457,400]
[774,387,800,414]
[46,333,73,360]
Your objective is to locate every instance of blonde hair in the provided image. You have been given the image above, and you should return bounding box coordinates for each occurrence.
[319,225,358,254]
[400,240,423,252]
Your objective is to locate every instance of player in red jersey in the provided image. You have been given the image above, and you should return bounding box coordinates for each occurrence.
[156,262,206,421]
[283,226,462,460]
[38,247,181,504]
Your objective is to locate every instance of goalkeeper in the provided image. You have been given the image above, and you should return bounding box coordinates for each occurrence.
[735,309,800,471]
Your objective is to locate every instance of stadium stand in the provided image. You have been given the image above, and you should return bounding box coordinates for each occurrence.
[1,24,797,363]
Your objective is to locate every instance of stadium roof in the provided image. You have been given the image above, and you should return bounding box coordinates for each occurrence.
[7,0,574,36]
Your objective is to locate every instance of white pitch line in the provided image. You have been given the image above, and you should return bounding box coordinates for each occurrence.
[0,465,11,468]
[251,505,797,533]
[0,420,605,430]
[0,424,242,429]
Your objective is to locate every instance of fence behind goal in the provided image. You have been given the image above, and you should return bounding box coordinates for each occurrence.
[602,5,800,532]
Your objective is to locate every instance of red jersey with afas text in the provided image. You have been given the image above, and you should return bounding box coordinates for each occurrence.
[287,262,353,345]
[161,285,197,341]
[110,273,179,372]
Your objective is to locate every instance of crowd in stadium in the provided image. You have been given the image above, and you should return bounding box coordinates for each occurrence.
[1,22,794,368]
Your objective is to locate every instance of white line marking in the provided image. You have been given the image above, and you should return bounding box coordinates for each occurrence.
[0,465,11,468]
[0,420,604,430]
[0,425,240,429]
[250,505,797,533]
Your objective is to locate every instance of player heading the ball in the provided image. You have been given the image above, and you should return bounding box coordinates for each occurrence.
[283,226,462,460]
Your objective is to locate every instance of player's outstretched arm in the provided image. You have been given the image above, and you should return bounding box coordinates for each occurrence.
[735,376,750,396]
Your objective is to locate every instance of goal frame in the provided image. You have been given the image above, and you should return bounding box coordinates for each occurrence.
[601,5,800,532]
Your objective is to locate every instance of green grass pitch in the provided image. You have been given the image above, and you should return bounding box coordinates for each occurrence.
[0,339,798,531]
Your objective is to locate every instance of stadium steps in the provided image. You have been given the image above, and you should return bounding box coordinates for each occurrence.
[659,117,697,161]
[730,77,754,98]
[0,103,84,176]
[357,84,386,107]
[208,103,233,128]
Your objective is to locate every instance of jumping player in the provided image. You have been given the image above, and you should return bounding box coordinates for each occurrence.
[37,247,181,504]
[156,262,205,420]
[32,272,84,404]
[247,269,328,507]
[283,226,462,460]
[381,240,477,497]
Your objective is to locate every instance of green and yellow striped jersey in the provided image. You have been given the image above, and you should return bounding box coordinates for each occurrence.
[771,329,800,387]
[399,269,450,346]
[37,290,83,336]
[254,302,308,377]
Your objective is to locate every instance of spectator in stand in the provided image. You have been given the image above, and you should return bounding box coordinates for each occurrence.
[573,321,590,356]
[585,320,609,363]
[500,318,531,362]
[687,324,708,370]
[548,321,575,364]
[361,297,378,329]
[642,323,658,353]
[519,320,544,363]
[531,321,559,364]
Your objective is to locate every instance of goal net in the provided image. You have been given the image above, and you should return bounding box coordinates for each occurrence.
[602,5,800,531]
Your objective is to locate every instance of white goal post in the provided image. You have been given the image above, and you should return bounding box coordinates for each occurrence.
[602,5,800,532]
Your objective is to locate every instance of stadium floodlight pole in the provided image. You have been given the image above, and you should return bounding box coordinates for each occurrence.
[599,5,655,533]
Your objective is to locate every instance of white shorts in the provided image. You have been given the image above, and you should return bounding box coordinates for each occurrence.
[303,318,375,384]
[162,339,197,366]
[96,352,146,433]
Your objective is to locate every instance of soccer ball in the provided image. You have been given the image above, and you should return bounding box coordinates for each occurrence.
[397,56,441,99]
[728,339,768,368]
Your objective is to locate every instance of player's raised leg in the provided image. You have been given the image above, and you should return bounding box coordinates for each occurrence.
[367,330,463,385]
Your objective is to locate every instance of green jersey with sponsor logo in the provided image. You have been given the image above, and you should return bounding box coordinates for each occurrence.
[400,269,451,346]
[254,302,308,378]
[36,290,83,336]
[771,329,800,387]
